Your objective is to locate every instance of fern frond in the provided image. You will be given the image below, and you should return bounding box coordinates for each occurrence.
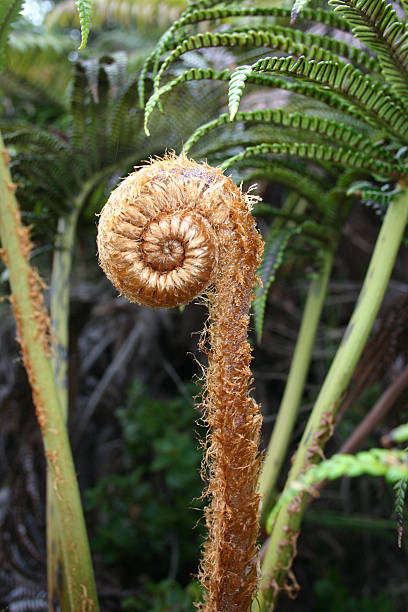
[169,6,353,38]
[250,55,408,141]
[75,0,92,50]
[185,109,391,162]
[253,227,301,343]
[330,0,408,104]
[266,448,408,532]
[219,142,403,179]
[0,0,24,69]
[153,31,353,93]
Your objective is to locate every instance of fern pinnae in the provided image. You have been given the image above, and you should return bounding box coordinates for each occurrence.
[185,109,395,163]
[74,0,92,50]
[220,142,404,178]
[330,0,408,105]
[266,448,408,532]
[249,55,408,141]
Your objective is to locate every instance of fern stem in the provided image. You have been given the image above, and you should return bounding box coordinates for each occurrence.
[255,186,408,611]
[47,207,80,610]
[259,245,335,522]
[0,133,99,611]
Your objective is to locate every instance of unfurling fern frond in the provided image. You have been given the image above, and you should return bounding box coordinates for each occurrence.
[253,227,301,343]
[0,0,24,69]
[75,0,92,50]
[266,448,408,532]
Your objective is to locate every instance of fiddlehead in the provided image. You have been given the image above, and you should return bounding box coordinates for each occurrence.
[97,153,264,611]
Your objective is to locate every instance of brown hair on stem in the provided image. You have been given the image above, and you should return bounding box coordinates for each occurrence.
[97,153,264,611]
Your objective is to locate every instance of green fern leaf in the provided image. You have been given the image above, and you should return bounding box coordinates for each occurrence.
[249,55,408,141]
[220,142,403,179]
[228,65,252,120]
[253,227,301,343]
[0,0,23,70]
[75,0,92,50]
[267,448,408,532]
[330,0,408,104]
[184,109,392,162]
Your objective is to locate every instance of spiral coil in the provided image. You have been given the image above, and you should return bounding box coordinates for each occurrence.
[97,154,251,308]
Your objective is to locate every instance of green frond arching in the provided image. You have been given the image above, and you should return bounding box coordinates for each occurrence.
[74,0,92,50]
[144,67,230,135]
[219,142,404,179]
[0,0,23,69]
[223,23,379,74]
[170,6,352,33]
[253,227,301,344]
[248,56,408,142]
[152,30,355,93]
[184,110,393,164]
[330,0,408,105]
[137,3,353,106]
[266,447,408,532]
[144,66,371,136]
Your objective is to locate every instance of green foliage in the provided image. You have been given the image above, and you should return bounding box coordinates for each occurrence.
[253,226,301,343]
[0,0,23,70]
[85,381,204,580]
[75,0,92,50]
[266,445,408,532]
[329,0,408,103]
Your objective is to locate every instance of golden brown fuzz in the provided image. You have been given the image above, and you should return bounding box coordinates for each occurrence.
[97,153,264,611]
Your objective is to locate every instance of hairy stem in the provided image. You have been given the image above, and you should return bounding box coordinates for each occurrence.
[0,134,99,611]
[259,246,335,521]
[256,186,408,611]
[200,240,263,611]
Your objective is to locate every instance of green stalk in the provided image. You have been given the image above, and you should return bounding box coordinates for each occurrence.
[47,208,80,610]
[0,134,99,611]
[255,187,408,611]
[259,245,335,522]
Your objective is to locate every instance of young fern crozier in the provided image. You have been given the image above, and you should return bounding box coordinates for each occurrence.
[97,154,264,611]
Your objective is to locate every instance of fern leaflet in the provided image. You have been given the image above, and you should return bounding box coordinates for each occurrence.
[75,0,92,50]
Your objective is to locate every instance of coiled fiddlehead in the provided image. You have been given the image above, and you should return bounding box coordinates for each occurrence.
[97,153,264,611]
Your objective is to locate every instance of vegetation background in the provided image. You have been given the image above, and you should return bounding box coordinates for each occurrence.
[0,0,408,610]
